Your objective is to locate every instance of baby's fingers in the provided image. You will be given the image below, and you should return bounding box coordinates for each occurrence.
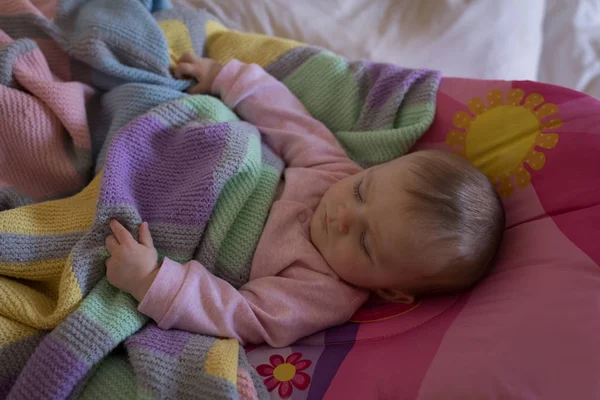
[105,257,120,288]
[138,222,154,248]
[105,234,119,253]
[178,52,197,63]
[109,220,135,245]
[173,62,198,80]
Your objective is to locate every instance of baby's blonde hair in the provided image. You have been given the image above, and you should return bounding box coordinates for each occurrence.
[403,150,505,297]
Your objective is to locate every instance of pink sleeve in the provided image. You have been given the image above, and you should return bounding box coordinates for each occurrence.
[138,258,368,348]
[211,59,359,173]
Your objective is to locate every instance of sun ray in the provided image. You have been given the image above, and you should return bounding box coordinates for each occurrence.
[452,111,473,130]
[486,90,504,108]
[524,148,546,171]
[534,103,559,121]
[505,88,525,106]
[446,130,467,147]
[535,132,559,150]
[468,98,487,115]
[497,174,514,198]
[513,164,532,188]
[541,118,562,130]
[523,93,544,110]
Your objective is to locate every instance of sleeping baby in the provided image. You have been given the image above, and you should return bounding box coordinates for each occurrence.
[104,53,505,348]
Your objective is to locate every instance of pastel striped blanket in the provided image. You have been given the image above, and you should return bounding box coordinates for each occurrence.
[0,1,441,399]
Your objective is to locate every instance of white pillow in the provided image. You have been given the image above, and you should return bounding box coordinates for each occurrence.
[176,0,545,81]
[539,0,600,98]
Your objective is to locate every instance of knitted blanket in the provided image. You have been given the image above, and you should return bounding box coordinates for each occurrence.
[0,1,441,399]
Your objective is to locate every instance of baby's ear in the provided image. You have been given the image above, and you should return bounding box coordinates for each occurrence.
[375,288,414,304]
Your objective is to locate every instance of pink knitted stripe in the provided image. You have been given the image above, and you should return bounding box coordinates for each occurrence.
[0,87,81,199]
[36,39,72,82]
[236,368,259,400]
[0,48,93,200]
[14,49,93,149]
[1,0,56,20]
[0,28,12,46]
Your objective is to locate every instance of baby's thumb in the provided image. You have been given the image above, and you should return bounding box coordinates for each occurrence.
[173,62,196,80]
[178,52,197,63]
[138,222,154,248]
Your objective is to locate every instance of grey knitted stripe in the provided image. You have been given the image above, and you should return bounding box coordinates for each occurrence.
[0,232,80,264]
[264,46,322,81]
[0,38,38,88]
[0,332,45,398]
[0,187,34,211]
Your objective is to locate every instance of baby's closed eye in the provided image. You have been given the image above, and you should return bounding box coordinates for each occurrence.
[353,178,364,203]
[360,231,372,260]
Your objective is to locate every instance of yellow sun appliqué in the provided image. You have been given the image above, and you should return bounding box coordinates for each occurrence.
[446,89,561,198]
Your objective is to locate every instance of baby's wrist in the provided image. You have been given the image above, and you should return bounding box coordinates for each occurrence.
[132,266,160,302]
[206,61,223,89]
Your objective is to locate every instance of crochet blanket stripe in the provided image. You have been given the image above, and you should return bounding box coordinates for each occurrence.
[0,1,441,399]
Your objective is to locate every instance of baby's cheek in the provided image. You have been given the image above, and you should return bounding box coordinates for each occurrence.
[333,240,358,271]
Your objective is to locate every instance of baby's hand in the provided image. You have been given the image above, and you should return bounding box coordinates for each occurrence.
[173,52,223,95]
[105,220,159,302]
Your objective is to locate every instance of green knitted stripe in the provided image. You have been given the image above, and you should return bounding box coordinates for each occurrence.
[203,130,261,245]
[394,99,437,127]
[181,95,240,124]
[214,162,281,287]
[337,102,438,164]
[81,279,147,343]
[78,354,147,400]
[282,52,361,133]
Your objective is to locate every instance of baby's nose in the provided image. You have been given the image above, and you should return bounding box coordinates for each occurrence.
[336,206,354,234]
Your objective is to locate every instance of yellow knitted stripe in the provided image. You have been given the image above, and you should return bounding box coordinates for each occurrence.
[0,315,39,346]
[205,20,228,37]
[0,258,65,280]
[205,20,303,67]
[0,253,82,330]
[0,173,100,235]
[158,19,194,67]
[204,338,239,385]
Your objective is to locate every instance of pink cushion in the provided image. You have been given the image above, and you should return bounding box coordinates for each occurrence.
[246,78,600,399]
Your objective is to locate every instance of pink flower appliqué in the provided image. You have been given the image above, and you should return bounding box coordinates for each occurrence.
[256,352,312,398]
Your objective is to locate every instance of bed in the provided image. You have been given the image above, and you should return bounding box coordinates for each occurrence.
[1,1,599,399]
[172,1,600,399]
[179,0,600,100]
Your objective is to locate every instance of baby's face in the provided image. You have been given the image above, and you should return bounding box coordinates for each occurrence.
[310,154,442,303]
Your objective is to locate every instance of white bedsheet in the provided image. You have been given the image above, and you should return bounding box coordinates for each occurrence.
[180,0,545,81]
[179,0,600,99]
[539,0,600,98]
